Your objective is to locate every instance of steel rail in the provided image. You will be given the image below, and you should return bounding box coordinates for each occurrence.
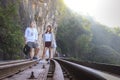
[0,60,38,79]
[56,59,106,80]
[52,59,64,80]
[0,59,30,66]
[63,58,120,76]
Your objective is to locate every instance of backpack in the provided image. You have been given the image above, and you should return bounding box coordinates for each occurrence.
[23,44,30,55]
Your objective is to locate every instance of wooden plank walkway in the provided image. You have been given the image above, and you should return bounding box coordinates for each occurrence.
[3,61,49,80]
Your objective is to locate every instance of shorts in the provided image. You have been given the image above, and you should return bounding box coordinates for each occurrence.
[45,42,51,47]
[27,42,38,48]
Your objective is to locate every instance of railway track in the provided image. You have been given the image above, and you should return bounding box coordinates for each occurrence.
[0,58,120,80]
[0,59,30,66]
[63,58,120,76]
[55,58,120,80]
[0,59,38,80]
[47,59,74,80]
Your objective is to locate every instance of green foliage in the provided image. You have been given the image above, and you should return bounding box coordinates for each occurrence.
[113,27,120,36]
[91,23,112,46]
[56,10,92,59]
[75,34,92,54]
[0,1,24,60]
[57,2,120,65]
[90,45,120,64]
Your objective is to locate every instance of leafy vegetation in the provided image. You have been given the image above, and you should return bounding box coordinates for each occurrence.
[1,0,120,65]
[56,10,92,60]
[0,0,24,60]
[56,3,120,65]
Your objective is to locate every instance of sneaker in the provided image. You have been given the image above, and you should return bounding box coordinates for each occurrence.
[33,56,38,60]
[39,59,47,64]
[47,60,50,64]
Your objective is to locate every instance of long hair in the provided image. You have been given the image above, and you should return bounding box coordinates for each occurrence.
[45,25,52,33]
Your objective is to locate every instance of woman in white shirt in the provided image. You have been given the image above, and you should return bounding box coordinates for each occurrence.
[42,25,53,60]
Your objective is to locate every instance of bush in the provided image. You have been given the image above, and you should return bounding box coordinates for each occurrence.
[0,1,24,60]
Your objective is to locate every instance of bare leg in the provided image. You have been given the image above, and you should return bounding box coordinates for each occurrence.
[34,47,39,57]
[49,47,52,59]
[42,47,47,59]
[30,48,34,59]
[53,48,56,58]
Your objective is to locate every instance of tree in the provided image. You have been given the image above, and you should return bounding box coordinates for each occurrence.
[0,1,24,60]
[56,9,92,59]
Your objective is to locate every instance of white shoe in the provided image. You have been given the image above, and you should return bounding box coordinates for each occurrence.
[47,60,50,64]
[39,59,47,64]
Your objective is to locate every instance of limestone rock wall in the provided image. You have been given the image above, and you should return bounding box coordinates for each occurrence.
[19,0,58,57]
[0,0,59,60]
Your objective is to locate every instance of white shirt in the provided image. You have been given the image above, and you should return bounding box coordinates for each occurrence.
[25,27,38,42]
[43,33,52,42]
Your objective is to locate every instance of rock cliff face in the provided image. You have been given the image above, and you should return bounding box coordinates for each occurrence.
[19,0,58,57]
[0,0,59,59]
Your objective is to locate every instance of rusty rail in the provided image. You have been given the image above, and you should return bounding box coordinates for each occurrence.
[0,59,30,66]
[0,59,38,79]
[56,59,106,80]
[63,58,120,76]
[52,59,64,80]
[47,59,72,80]
[1,58,119,80]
